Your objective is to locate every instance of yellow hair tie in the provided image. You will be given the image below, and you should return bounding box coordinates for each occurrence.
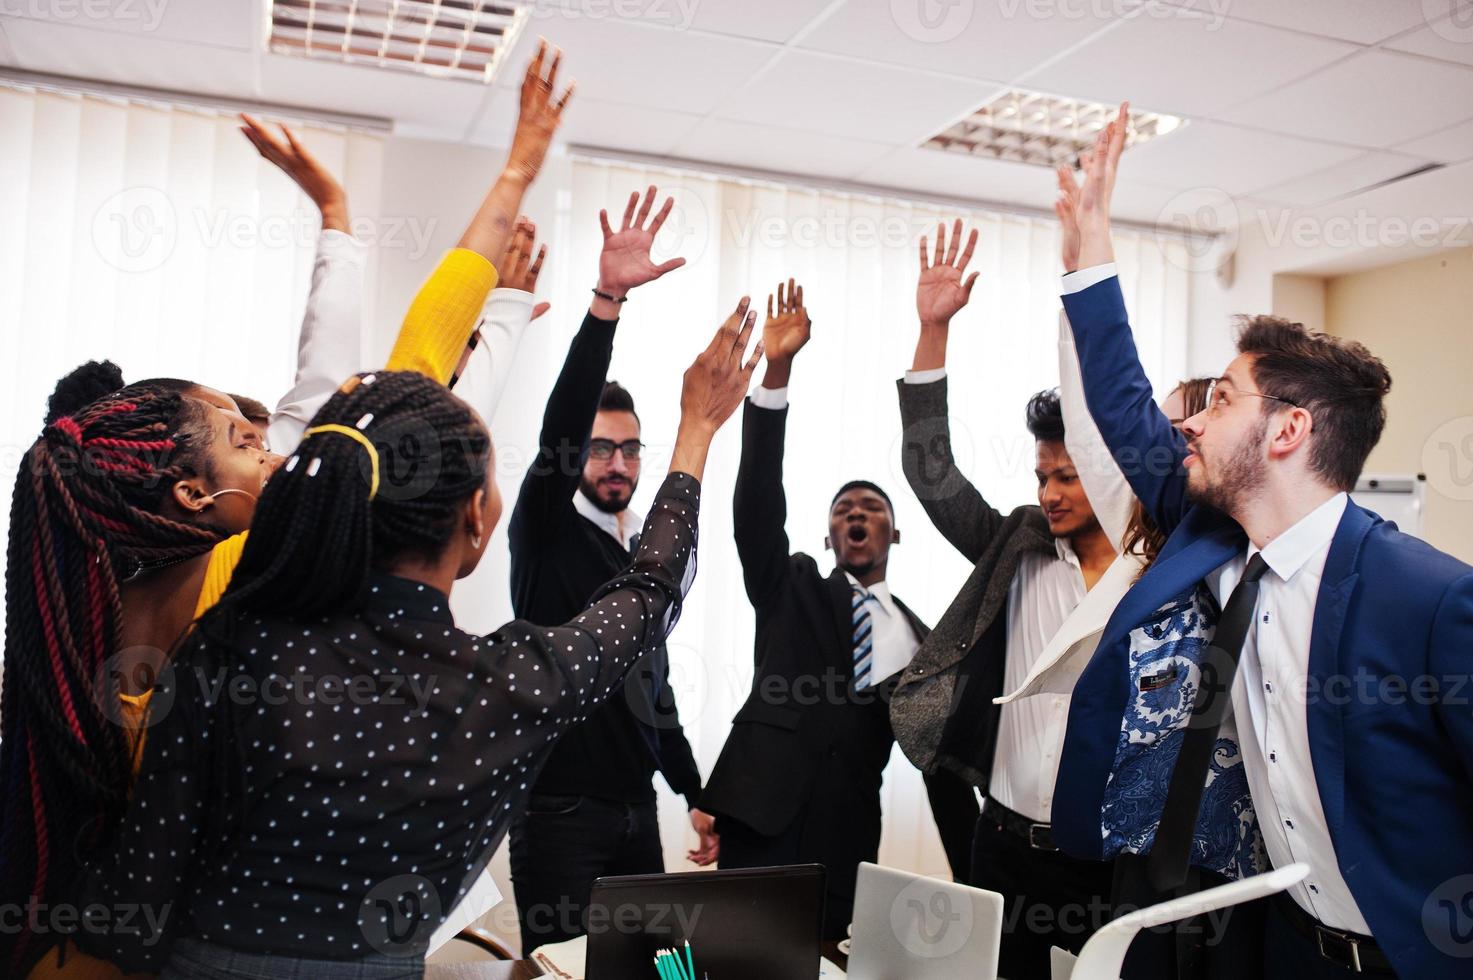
[303,424,380,500]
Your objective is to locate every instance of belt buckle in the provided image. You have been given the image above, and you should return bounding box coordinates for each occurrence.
[1316,927,1363,973]
[1027,822,1056,852]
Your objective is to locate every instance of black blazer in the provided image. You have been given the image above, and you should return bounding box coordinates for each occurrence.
[700,400,970,852]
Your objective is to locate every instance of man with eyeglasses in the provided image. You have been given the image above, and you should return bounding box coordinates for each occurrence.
[507,187,717,955]
[1050,107,1473,980]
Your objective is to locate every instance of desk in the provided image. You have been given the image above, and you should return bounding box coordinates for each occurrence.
[424,942,848,978]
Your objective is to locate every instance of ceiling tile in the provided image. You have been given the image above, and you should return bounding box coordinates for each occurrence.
[795,0,1125,81]
[1398,117,1473,163]
[498,9,777,114]
[1219,49,1473,148]
[1121,121,1360,196]
[853,146,1063,213]
[555,98,706,155]
[0,0,256,49]
[673,118,895,180]
[0,16,256,96]
[1249,151,1433,206]
[716,51,1002,146]
[1023,6,1356,118]
[0,20,14,63]
[686,0,838,44]
[259,54,485,136]
[1159,0,1458,45]
[1385,9,1473,66]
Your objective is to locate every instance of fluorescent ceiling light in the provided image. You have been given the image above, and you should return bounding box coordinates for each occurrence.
[269,0,531,84]
[925,89,1185,168]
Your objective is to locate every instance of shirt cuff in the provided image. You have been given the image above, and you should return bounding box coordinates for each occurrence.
[318,228,368,261]
[486,287,535,316]
[1061,263,1117,295]
[904,367,947,385]
[749,385,788,410]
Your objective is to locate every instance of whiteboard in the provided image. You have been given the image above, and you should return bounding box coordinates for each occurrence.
[1350,473,1425,539]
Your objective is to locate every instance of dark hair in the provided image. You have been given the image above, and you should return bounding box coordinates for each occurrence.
[831,480,893,514]
[229,393,270,425]
[45,360,125,425]
[211,371,490,620]
[0,383,225,973]
[599,380,639,425]
[1123,377,1214,572]
[1235,315,1391,491]
[1025,388,1066,443]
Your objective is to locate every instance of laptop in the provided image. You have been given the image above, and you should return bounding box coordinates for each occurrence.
[584,864,825,980]
[847,862,1004,980]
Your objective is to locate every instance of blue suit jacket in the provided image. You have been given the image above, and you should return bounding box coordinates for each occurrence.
[1055,276,1473,977]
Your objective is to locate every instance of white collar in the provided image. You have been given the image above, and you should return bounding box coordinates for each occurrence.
[1249,492,1348,583]
[1054,535,1081,567]
[844,571,894,609]
[572,489,644,549]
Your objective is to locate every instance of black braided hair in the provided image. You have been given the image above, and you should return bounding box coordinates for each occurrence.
[0,380,226,974]
[213,370,491,619]
[44,360,126,425]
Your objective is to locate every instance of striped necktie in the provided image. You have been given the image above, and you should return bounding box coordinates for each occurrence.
[852,586,877,690]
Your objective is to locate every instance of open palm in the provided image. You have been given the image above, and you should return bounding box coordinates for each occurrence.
[598,186,686,295]
[763,278,811,361]
[917,219,979,328]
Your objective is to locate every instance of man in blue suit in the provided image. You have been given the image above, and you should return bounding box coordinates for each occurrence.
[1050,105,1473,978]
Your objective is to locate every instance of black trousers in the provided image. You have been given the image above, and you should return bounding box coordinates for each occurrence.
[1263,900,1397,979]
[969,812,1115,980]
[508,794,664,955]
[1111,852,1267,980]
[717,807,875,942]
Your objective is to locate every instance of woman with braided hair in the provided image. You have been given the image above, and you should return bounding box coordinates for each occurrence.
[3,42,573,979]
[76,298,762,978]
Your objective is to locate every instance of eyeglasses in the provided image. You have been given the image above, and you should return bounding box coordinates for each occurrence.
[1203,378,1299,418]
[588,438,644,461]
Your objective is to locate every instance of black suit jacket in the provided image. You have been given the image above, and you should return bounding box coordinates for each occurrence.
[701,400,978,875]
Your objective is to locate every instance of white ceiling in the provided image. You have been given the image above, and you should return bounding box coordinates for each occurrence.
[3,0,1473,270]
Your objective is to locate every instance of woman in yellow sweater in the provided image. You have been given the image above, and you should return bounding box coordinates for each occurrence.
[1,44,573,980]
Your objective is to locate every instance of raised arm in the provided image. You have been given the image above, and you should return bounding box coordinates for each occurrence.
[385,43,571,383]
[507,186,687,546]
[897,220,1004,564]
[449,219,551,414]
[733,281,808,608]
[239,114,366,454]
[1057,110,1191,534]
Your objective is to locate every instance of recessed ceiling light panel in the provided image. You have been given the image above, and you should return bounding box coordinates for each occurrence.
[924,89,1184,168]
[269,1,532,84]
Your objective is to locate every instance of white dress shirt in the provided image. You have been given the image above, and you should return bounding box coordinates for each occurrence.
[991,539,1088,822]
[1211,492,1370,933]
[573,487,644,549]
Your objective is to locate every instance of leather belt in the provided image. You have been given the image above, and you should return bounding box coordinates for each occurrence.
[983,798,1057,852]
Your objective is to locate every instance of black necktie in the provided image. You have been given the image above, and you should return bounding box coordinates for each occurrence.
[1148,552,1270,893]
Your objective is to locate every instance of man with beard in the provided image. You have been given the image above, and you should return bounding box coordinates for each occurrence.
[888,221,1122,978]
[507,186,718,955]
[700,280,980,941]
[1052,105,1473,980]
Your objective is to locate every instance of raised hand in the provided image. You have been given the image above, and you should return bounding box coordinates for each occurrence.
[1075,102,1129,269]
[763,278,811,363]
[1055,163,1083,273]
[505,40,575,185]
[239,113,348,233]
[680,297,764,434]
[597,186,687,300]
[498,217,552,321]
[916,218,979,330]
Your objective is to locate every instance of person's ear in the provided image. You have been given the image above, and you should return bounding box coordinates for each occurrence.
[823,535,833,551]
[892,528,901,545]
[466,488,488,551]
[171,478,216,516]
[1269,407,1314,461]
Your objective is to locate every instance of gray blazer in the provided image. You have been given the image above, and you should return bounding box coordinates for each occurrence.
[890,377,1055,789]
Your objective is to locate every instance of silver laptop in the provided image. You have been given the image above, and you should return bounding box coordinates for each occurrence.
[847,862,1004,980]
